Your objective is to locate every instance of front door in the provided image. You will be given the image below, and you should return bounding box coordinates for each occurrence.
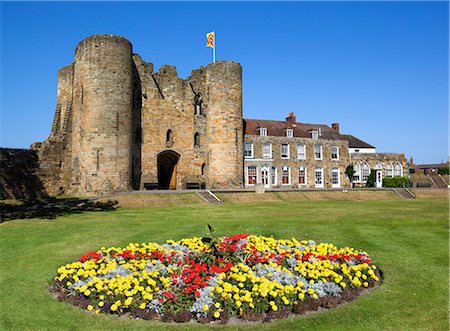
[376,170,382,188]
[157,150,180,190]
[261,167,270,188]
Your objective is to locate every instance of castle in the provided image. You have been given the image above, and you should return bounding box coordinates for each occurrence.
[36,34,407,196]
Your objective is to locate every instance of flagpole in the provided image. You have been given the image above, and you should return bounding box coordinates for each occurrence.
[213,30,216,63]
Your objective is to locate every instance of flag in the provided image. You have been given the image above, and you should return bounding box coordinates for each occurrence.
[206,32,214,48]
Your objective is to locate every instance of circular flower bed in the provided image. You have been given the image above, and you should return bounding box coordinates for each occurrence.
[51,233,381,323]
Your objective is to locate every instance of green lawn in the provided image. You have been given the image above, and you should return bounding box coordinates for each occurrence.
[1,198,448,331]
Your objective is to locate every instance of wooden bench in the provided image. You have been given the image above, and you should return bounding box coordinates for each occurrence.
[143,183,159,190]
[186,182,206,190]
[416,182,432,188]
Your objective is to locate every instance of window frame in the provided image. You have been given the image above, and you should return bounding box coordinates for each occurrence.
[386,163,393,177]
[286,129,294,138]
[244,142,254,159]
[297,144,306,160]
[246,165,257,186]
[331,146,339,160]
[281,166,291,185]
[361,162,370,182]
[315,166,324,188]
[271,166,277,186]
[298,166,307,186]
[353,163,361,182]
[332,167,340,188]
[314,144,322,160]
[281,143,290,159]
[311,131,319,139]
[262,143,272,159]
[394,163,402,177]
[258,128,267,137]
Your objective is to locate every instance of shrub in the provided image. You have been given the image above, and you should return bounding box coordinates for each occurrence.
[438,166,449,175]
[365,170,376,187]
[382,176,409,188]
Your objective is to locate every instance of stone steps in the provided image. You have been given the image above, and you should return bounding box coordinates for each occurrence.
[197,190,222,204]
[429,174,448,189]
[393,188,415,199]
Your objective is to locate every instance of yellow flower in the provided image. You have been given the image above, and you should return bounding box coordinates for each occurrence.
[87,305,93,311]
[214,311,220,318]
[214,302,221,308]
[98,301,104,307]
[202,304,209,312]
[236,301,242,308]
[95,309,100,314]
[272,305,278,311]
[298,293,305,300]
[340,282,347,289]
[84,289,91,296]
[110,304,118,311]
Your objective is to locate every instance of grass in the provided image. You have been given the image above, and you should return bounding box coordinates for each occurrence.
[0,197,448,330]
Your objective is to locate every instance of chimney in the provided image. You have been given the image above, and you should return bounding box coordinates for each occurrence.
[331,122,340,133]
[286,112,296,125]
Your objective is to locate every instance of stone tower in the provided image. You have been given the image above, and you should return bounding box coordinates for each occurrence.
[205,61,243,188]
[70,34,135,195]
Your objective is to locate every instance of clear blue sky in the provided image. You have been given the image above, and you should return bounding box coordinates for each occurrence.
[1,1,448,164]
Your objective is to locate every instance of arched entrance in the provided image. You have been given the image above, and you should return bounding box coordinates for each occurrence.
[157,150,180,190]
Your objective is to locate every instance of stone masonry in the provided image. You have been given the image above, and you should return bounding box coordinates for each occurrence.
[34,34,408,197]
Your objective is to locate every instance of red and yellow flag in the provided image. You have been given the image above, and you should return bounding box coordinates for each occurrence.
[206,32,214,48]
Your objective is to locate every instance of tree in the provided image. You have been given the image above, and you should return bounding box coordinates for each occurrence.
[345,165,354,188]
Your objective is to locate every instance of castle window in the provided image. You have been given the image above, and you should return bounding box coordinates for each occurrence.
[353,163,361,182]
[194,91,203,115]
[332,167,340,187]
[247,166,257,185]
[262,143,272,159]
[201,163,206,176]
[394,163,402,177]
[195,104,201,115]
[298,166,306,185]
[314,144,322,160]
[244,142,254,158]
[258,128,267,137]
[311,130,319,139]
[315,167,324,188]
[166,129,173,143]
[386,163,393,177]
[331,146,339,160]
[286,129,293,138]
[362,163,370,182]
[282,166,290,185]
[194,133,200,147]
[281,144,290,159]
[271,166,277,185]
[297,144,306,160]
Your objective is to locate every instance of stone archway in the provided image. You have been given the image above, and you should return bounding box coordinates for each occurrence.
[157,150,180,190]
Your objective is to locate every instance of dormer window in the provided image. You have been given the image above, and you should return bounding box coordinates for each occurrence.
[286,129,293,138]
[311,130,319,139]
[258,128,267,136]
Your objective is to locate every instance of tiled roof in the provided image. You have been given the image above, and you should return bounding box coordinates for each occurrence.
[243,118,375,148]
[339,134,375,149]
